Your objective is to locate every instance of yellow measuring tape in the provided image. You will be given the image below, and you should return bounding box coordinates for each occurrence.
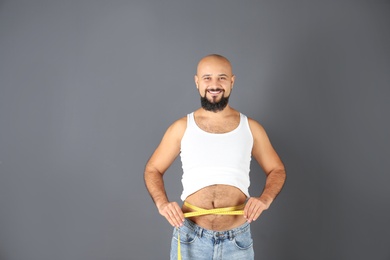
[177,202,245,260]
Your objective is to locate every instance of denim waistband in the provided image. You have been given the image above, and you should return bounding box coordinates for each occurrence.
[181,219,250,240]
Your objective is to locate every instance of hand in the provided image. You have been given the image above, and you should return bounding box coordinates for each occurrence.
[158,201,185,227]
[244,197,271,223]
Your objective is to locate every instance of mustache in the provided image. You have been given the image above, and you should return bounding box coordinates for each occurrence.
[205,88,224,93]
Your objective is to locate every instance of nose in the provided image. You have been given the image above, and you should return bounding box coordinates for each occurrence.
[210,78,222,88]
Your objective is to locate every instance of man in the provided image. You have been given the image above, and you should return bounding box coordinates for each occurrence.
[144,54,286,259]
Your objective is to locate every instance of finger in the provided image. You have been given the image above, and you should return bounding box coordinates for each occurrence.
[245,199,264,222]
[165,211,177,227]
[174,205,185,221]
[171,206,184,227]
[246,207,257,223]
[166,203,184,227]
[244,199,255,220]
[248,206,262,222]
[161,203,181,227]
[252,209,263,221]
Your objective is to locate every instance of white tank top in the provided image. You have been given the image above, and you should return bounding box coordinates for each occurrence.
[180,112,253,201]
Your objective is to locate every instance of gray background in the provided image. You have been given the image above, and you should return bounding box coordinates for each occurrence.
[0,1,389,260]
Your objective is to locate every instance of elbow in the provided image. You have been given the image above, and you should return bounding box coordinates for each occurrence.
[268,166,286,182]
[144,163,164,180]
[278,166,286,180]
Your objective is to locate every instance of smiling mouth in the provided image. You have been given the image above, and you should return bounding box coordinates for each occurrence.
[207,89,223,95]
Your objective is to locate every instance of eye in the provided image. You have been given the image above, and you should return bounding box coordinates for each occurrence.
[203,77,211,81]
[219,76,227,80]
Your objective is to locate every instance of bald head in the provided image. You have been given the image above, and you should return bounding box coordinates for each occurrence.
[196,54,233,76]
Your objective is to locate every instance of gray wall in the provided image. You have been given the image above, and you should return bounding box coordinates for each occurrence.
[1,1,389,259]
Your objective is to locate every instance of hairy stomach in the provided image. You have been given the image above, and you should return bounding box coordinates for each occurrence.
[182,184,248,231]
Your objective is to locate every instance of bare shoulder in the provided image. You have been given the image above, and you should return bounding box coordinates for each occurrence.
[247,117,267,139]
[146,116,187,172]
[166,115,187,139]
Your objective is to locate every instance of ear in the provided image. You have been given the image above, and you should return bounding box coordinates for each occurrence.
[194,75,199,89]
[231,75,236,88]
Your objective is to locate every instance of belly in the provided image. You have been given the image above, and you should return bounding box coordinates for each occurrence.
[182,184,247,231]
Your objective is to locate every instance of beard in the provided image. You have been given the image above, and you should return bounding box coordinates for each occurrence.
[200,89,230,112]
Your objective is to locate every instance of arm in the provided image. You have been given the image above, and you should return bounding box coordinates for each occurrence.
[244,118,286,223]
[144,117,186,227]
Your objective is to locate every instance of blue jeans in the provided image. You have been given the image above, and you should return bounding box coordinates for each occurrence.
[170,219,254,260]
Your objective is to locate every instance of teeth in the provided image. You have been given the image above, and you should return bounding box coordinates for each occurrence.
[208,90,222,94]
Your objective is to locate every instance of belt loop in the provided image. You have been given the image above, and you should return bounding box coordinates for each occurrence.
[229,230,233,240]
[197,227,203,238]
